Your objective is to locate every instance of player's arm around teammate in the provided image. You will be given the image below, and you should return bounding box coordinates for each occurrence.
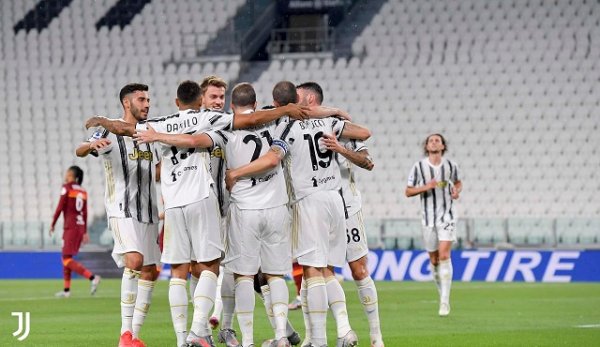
[225,120,371,191]
[84,103,310,136]
[322,134,374,171]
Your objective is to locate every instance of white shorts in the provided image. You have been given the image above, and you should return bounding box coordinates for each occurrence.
[162,190,223,264]
[422,220,457,252]
[109,217,161,268]
[345,210,369,263]
[292,190,346,268]
[223,204,291,276]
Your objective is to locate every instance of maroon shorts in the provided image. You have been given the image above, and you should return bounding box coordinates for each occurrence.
[62,229,84,256]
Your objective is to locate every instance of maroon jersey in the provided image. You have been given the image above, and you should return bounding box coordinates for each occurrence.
[51,182,88,233]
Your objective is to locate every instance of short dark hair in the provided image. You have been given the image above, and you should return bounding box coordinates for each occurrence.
[296,81,323,104]
[231,83,256,108]
[119,83,148,105]
[177,80,202,105]
[200,75,227,95]
[68,166,84,185]
[272,81,297,106]
[423,133,448,156]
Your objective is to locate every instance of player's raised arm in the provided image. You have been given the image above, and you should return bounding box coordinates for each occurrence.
[133,124,214,149]
[322,134,374,171]
[232,103,309,129]
[85,116,135,136]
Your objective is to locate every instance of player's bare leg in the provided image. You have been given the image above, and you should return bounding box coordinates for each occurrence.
[323,266,357,347]
[170,263,191,347]
[56,255,99,298]
[349,256,383,347]
[187,259,220,347]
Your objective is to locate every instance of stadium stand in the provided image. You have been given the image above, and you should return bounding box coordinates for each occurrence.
[0,0,599,249]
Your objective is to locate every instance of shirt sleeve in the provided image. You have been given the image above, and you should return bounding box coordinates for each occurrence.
[138,117,169,134]
[206,111,234,131]
[205,130,230,149]
[330,118,347,139]
[343,139,367,153]
[452,161,460,182]
[407,163,420,187]
[51,185,68,228]
[272,118,292,156]
[87,128,113,155]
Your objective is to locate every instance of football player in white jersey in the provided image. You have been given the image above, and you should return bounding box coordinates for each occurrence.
[296,82,384,347]
[197,76,240,347]
[225,93,371,347]
[184,75,238,347]
[75,83,161,347]
[86,81,311,347]
[405,134,462,317]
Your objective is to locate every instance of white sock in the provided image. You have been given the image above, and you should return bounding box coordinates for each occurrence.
[221,269,235,329]
[235,277,255,346]
[355,276,382,343]
[432,264,441,296]
[261,285,277,331]
[325,276,351,338]
[439,259,453,304]
[169,278,188,347]
[268,277,289,339]
[189,274,199,302]
[121,268,140,334]
[132,279,155,338]
[190,271,217,337]
[300,278,311,343]
[211,270,224,319]
[306,277,327,346]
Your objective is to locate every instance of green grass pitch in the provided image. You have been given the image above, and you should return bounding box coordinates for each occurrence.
[0,279,598,346]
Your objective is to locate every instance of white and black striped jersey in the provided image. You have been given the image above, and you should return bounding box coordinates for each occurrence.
[272,116,346,204]
[407,157,461,227]
[209,142,229,217]
[136,109,233,210]
[208,113,287,210]
[201,107,230,217]
[337,139,367,217]
[88,128,159,223]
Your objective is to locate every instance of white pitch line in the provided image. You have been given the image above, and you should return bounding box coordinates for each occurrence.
[574,324,600,328]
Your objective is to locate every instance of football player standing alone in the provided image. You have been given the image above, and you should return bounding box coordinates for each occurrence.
[405,134,462,317]
[51,166,101,298]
